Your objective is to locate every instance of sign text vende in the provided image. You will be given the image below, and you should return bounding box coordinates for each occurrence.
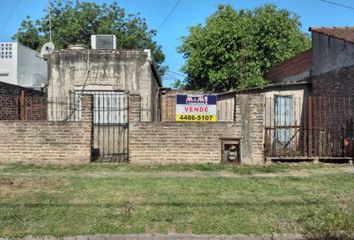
[176,94,217,122]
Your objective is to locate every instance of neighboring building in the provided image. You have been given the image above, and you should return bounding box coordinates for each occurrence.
[309,27,354,96]
[266,27,354,96]
[0,42,47,89]
[0,81,47,120]
[264,26,354,160]
[213,27,354,162]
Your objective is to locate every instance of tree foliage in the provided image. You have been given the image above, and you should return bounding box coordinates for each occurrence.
[177,4,311,92]
[13,0,166,75]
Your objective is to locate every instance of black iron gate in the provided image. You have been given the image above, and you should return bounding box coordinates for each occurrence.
[75,90,129,162]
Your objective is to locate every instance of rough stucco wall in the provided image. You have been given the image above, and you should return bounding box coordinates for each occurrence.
[47,49,157,121]
[129,93,264,164]
[0,95,93,164]
[312,32,354,76]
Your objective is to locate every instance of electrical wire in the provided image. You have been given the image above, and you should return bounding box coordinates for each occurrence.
[166,69,188,78]
[63,48,91,121]
[0,0,20,34]
[319,0,354,10]
[158,0,182,30]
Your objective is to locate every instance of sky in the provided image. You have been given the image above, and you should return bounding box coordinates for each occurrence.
[1,0,354,87]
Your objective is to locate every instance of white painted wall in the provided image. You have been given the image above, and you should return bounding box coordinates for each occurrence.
[0,42,47,88]
[17,43,47,88]
[0,42,17,85]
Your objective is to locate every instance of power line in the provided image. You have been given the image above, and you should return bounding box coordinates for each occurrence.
[166,69,187,78]
[0,0,20,34]
[319,0,354,10]
[158,0,182,30]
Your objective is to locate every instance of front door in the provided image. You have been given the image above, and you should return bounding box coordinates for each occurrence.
[75,90,129,162]
[274,95,293,152]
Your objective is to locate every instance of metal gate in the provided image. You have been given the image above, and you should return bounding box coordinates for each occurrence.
[75,90,129,162]
[264,96,354,160]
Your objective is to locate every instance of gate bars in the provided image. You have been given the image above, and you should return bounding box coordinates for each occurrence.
[264,96,354,159]
[48,91,129,162]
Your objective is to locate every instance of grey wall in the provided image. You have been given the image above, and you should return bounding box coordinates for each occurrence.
[17,43,47,88]
[312,32,354,76]
[47,49,160,121]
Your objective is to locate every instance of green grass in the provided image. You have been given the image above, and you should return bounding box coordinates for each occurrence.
[1,163,354,238]
[2,161,339,174]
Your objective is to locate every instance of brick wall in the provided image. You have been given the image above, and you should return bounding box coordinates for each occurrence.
[0,95,93,164]
[0,81,47,120]
[235,94,264,164]
[159,90,204,121]
[266,49,312,83]
[130,122,240,164]
[312,65,354,96]
[159,90,235,122]
[310,65,354,155]
[311,66,354,134]
[129,93,264,164]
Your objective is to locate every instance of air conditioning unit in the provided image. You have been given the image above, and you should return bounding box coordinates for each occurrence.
[91,35,116,49]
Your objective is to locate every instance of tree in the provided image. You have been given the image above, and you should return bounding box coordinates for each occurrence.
[13,0,167,75]
[177,4,311,92]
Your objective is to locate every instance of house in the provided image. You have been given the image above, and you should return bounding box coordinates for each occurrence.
[46,45,162,161]
[257,27,354,161]
[27,28,353,164]
[47,46,161,122]
[0,42,47,89]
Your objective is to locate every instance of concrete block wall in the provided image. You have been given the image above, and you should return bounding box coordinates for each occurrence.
[0,95,93,164]
[129,93,264,164]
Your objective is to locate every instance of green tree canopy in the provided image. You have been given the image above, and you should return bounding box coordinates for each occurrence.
[177,4,311,92]
[13,0,166,75]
